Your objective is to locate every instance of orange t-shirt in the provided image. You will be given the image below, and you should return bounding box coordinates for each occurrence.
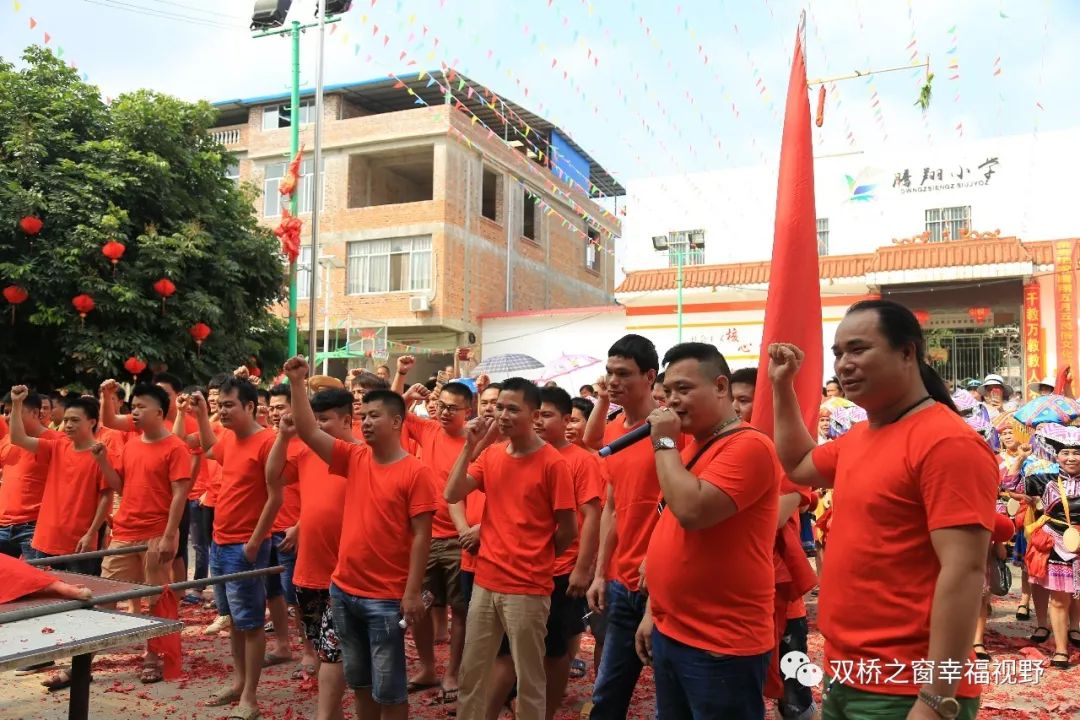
[31,437,114,555]
[97,427,128,459]
[287,445,347,590]
[0,429,64,525]
[647,430,780,655]
[459,488,486,573]
[468,442,575,595]
[602,418,684,591]
[330,440,438,599]
[111,433,192,541]
[553,443,603,577]
[810,403,998,697]
[212,427,277,545]
[405,414,467,539]
[201,420,226,508]
[272,437,305,533]
[0,415,8,441]
[778,476,812,620]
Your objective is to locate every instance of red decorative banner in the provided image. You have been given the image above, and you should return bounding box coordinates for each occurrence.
[1023,281,1043,387]
[1054,241,1076,392]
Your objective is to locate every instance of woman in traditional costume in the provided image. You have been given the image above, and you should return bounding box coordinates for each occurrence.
[1023,423,1080,669]
[994,414,1034,620]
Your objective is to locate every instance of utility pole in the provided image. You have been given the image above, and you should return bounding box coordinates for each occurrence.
[252,3,344,358]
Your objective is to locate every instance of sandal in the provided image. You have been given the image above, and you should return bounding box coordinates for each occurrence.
[42,669,89,691]
[1050,652,1070,670]
[407,679,439,693]
[206,688,242,707]
[262,653,291,668]
[973,643,991,661]
[226,705,261,720]
[1030,626,1051,644]
[440,687,459,704]
[1016,605,1031,621]
[569,658,587,678]
[139,664,163,684]
[1069,630,1080,649]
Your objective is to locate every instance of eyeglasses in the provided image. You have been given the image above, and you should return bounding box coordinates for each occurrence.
[436,402,465,414]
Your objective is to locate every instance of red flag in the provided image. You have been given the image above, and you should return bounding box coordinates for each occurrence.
[148,586,182,679]
[751,18,823,438]
[750,18,822,702]
[0,553,59,603]
[278,143,305,198]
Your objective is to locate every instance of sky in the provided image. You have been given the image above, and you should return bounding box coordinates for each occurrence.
[2,0,1078,192]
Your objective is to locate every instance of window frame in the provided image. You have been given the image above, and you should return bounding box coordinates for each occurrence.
[345,236,433,296]
[925,205,971,243]
[816,217,829,256]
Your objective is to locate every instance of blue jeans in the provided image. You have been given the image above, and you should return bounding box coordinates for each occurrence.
[188,501,211,590]
[210,540,271,631]
[652,628,770,720]
[0,522,36,558]
[590,580,648,719]
[266,531,298,605]
[329,584,407,705]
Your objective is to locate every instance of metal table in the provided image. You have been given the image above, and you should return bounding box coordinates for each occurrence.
[0,573,182,720]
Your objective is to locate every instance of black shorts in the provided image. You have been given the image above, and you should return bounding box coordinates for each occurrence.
[497,574,583,659]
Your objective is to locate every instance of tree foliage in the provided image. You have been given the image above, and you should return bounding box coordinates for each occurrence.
[0,47,286,390]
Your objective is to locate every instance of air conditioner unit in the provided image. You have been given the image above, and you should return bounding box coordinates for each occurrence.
[409,296,431,313]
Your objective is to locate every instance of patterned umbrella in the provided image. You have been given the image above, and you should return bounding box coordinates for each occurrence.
[537,353,602,383]
[1013,394,1080,428]
[470,353,544,376]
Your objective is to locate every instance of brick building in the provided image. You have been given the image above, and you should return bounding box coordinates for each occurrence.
[211,72,622,377]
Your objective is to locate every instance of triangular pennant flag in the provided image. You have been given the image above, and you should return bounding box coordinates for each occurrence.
[43,31,51,44]
[29,16,36,28]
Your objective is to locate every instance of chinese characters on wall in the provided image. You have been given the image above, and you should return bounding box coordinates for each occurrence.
[892,157,999,194]
[1054,241,1076,394]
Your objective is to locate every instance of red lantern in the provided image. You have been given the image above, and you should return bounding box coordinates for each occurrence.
[189,322,211,355]
[124,356,147,380]
[967,306,991,324]
[153,277,176,314]
[72,294,95,326]
[3,285,28,325]
[19,215,43,236]
[913,309,931,326]
[101,240,126,274]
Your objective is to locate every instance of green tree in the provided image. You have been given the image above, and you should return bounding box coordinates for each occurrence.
[0,47,286,390]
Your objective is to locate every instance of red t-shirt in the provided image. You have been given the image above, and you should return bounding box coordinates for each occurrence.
[0,429,65,525]
[202,420,226,508]
[286,445,348,590]
[405,414,468,540]
[468,442,575,595]
[111,434,191,541]
[601,418,684,591]
[647,430,780,655]
[31,437,114,555]
[0,415,9,441]
[97,427,129,459]
[459,489,486,573]
[553,443,603,577]
[272,437,305,533]
[330,440,437,599]
[212,428,277,545]
[811,403,998,697]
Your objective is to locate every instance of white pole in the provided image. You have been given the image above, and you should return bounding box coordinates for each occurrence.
[306,0,327,361]
[322,261,331,375]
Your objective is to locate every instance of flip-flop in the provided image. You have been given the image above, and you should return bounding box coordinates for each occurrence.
[206,689,242,707]
[569,658,587,679]
[262,653,291,668]
[42,670,90,692]
[226,705,261,720]
[290,663,317,679]
[407,679,439,693]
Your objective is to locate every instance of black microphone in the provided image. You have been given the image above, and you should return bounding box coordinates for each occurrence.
[598,422,651,457]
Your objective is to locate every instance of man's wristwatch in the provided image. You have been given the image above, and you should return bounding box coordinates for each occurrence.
[917,688,960,719]
[653,437,677,452]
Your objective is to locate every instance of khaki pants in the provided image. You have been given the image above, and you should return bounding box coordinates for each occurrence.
[100,537,172,587]
[458,586,550,720]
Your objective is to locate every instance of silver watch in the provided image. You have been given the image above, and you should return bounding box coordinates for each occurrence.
[653,437,677,452]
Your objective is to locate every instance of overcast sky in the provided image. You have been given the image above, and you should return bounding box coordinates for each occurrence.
[2,0,1077,186]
